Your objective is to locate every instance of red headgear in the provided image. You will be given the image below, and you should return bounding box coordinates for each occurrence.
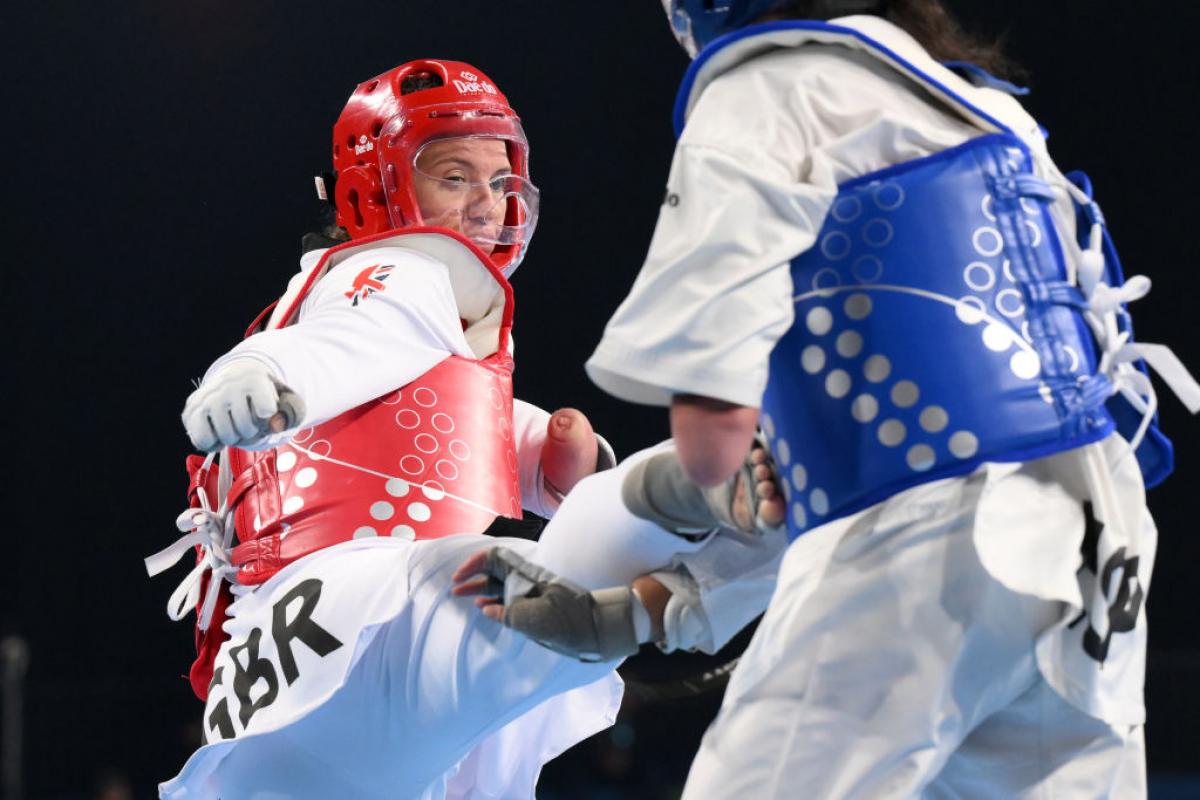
[328,60,537,273]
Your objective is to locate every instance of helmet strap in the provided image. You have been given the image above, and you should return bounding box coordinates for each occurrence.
[314,171,338,207]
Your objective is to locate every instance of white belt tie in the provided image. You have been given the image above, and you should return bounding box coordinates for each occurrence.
[144,452,238,631]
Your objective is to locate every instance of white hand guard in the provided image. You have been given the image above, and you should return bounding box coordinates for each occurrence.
[181,359,306,452]
[481,547,643,663]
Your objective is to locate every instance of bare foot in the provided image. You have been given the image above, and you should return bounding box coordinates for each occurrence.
[729,443,786,531]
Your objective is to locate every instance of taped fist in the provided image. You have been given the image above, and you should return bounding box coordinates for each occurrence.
[452,547,640,663]
[182,360,306,452]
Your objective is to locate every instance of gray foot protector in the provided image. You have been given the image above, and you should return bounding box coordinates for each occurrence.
[621,453,718,539]
[621,442,775,541]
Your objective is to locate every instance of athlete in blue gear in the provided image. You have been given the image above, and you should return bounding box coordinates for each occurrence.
[480,1,1200,796]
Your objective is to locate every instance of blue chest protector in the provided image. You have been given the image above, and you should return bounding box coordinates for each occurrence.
[762,134,1147,535]
[678,22,1182,541]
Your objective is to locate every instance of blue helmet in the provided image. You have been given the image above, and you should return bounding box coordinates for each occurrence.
[661,0,887,58]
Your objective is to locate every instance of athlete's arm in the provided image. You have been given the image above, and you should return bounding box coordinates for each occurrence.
[185,250,470,450]
[670,394,759,487]
[513,400,615,517]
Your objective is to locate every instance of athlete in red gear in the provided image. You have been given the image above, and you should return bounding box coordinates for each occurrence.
[152,61,630,799]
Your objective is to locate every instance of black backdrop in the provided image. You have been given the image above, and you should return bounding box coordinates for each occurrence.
[4,1,1198,796]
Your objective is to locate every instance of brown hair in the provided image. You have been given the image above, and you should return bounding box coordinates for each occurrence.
[760,0,1024,80]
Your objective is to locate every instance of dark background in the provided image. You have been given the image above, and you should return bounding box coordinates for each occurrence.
[3,1,1198,797]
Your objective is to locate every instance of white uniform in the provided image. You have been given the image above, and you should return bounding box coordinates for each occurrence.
[587,15,1157,798]
[208,239,564,517]
[159,236,783,798]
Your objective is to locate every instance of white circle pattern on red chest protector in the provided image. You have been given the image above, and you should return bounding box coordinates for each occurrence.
[227,352,522,585]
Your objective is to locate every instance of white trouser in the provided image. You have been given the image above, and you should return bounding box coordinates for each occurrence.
[162,445,703,799]
[682,458,1149,799]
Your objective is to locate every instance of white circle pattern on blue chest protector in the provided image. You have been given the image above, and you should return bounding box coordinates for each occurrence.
[863,219,895,248]
[877,419,906,447]
[836,330,864,358]
[791,464,808,493]
[851,394,879,423]
[802,345,826,374]
[791,502,807,529]
[821,231,853,260]
[761,412,776,440]
[761,138,1112,541]
[774,438,792,467]
[863,354,891,383]
[825,370,852,399]
[832,195,863,222]
[906,444,936,471]
[852,255,884,283]
[813,268,842,291]
[806,307,833,336]
[919,406,949,433]
[808,489,829,516]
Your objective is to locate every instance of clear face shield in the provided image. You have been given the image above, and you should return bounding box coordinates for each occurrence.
[409,135,540,258]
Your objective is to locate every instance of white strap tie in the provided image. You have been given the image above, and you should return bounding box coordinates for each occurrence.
[1077,224,1106,296]
[1089,275,1151,316]
[1124,343,1200,414]
[144,452,238,631]
[1074,221,1200,454]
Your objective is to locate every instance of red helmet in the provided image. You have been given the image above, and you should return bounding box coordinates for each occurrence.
[328,59,538,273]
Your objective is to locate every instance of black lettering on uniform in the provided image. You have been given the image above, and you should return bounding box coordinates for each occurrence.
[663,188,680,208]
[271,578,344,686]
[1073,503,1145,663]
[204,667,235,742]
[1083,549,1144,663]
[229,628,280,727]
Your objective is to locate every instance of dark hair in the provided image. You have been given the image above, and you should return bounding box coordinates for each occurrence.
[312,204,350,250]
[760,0,1023,80]
[400,71,444,95]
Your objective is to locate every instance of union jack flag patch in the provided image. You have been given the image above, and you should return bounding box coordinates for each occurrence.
[345,264,394,306]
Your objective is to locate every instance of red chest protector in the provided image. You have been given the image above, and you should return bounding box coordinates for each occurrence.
[185,229,518,699]
[226,350,521,585]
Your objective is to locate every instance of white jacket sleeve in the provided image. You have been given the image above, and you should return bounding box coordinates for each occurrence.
[586,42,982,410]
[586,140,818,409]
[585,66,838,409]
[206,249,473,443]
[512,399,554,518]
